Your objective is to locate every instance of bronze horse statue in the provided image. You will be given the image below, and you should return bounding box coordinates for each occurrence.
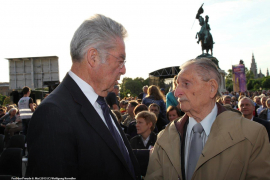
[195,4,214,56]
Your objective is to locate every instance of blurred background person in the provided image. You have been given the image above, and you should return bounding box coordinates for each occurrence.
[166,75,179,109]
[148,103,169,132]
[258,98,270,121]
[166,106,181,122]
[238,97,270,141]
[142,85,166,119]
[106,85,120,110]
[0,108,17,134]
[257,96,267,115]
[138,86,148,100]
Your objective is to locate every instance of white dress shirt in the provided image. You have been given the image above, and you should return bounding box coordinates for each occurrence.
[185,104,218,173]
[141,135,150,147]
[68,71,125,143]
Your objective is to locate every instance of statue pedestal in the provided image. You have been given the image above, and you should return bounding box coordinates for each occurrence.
[196,54,227,93]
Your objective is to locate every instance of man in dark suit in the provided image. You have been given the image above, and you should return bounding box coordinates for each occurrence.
[26,14,141,180]
[238,97,270,141]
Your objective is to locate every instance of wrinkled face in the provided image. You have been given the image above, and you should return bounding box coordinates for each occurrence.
[95,38,126,96]
[174,64,212,114]
[223,97,231,105]
[149,106,159,117]
[168,109,179,122]
[239,99,254,118]
[136,117,152,135]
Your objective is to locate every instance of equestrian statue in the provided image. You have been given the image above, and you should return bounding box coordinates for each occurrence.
[195,4,215,55]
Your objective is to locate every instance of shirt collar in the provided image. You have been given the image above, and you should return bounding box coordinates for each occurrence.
[187,104,218,137]
[68,70,98,106]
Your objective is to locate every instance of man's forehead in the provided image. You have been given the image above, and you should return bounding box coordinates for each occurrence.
[177,65,196,81]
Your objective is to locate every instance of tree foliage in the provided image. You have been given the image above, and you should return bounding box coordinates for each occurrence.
[225,67,269,91]
[0,94,6,105]
[3,96,11,106]
[120,77,149,98]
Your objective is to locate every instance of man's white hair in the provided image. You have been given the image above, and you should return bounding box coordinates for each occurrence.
[70,14,127,63]
[180,58,221,97]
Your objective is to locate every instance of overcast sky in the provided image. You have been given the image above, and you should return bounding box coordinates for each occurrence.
[0,0,269,83]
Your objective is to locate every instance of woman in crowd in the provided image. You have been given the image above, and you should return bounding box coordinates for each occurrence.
[166,106,181,122]
[166,75,179,109]
[0,108,17,134]
[130,111,157,150]
[4,112,22,142]
[142,85,166,119]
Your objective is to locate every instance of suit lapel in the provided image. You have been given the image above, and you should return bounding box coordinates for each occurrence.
[61,74,135,178]
[194,111,246,172]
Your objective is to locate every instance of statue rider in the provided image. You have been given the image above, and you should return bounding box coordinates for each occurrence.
[197,15,213,45]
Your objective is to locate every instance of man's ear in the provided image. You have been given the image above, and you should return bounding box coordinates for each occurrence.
[209,79,218,98]
[86,48,98,67]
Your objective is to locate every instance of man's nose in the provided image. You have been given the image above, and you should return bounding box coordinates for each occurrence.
[120,65,126,75]
[174,85,183,98]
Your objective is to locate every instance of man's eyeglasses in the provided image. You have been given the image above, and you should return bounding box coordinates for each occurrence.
[106,52,126,69]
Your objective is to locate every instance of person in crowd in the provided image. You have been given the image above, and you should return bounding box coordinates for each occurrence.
[18,86,35,138]
[258,98,270,121]
[160,88,165,96]
[106,85,120,110]
[149,103,169,132]
[119,100,128,115]
[130,111,157,150]
[166,106,181,122]
[222,95,231,105]
[123,101,138,127]
[238,97,270,141]
[113,110,127,133]
[0,108,6,118]
[166,75,179,109]
[26,14,141,179]
[238,95,245,102]
[253,96,261,117]
[5,105,14,115]
[145,58,270,180]
[4,111,22,142]
[0,108,17,134]
[127,104,148,139]
[257,96,267,115]
[216,96,223,105]
[142,85,166,119]
[138,86,148,100]
[230,96,238,109]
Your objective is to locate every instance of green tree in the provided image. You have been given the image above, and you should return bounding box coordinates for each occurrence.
[120,77,149,98]
[0,94,6,105]
[262,77,270,89]
[3,96,11,106]
[225,69,233,91]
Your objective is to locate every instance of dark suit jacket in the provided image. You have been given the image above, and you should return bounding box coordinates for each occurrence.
[258,109,268,121]
[26,74,141,180]
[130,132,157,150]
[253,117,270,142]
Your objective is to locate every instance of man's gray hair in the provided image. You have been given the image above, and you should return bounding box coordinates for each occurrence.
[238,97,255,108]
[142,86,148,91]
[180,58,221,97]
[70,14,127,62]
[223,95,231,101]
[9,108,18,114]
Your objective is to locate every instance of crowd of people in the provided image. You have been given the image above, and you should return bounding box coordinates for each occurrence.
[1,14,270,179]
